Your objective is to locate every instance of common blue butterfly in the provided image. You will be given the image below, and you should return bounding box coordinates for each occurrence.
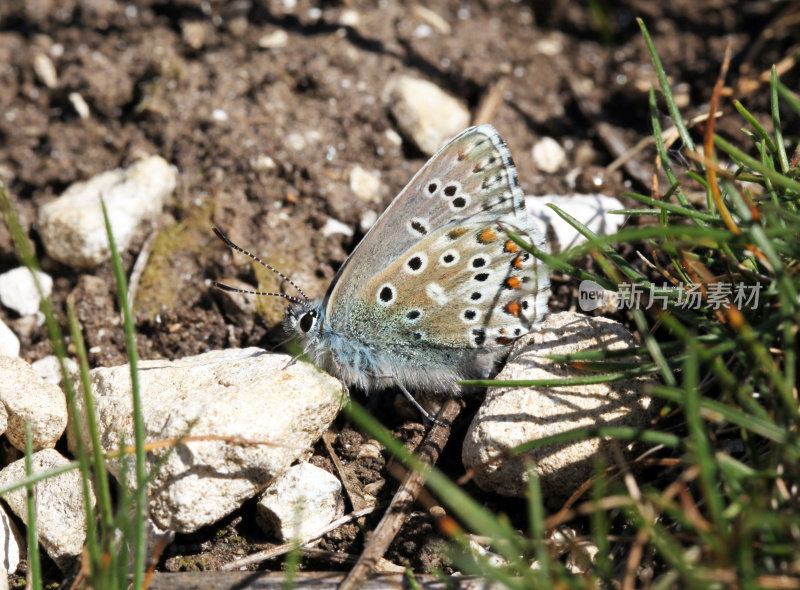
[214,125,550,420]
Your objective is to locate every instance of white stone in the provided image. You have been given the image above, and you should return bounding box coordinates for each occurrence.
[0,267,53,316]
[286,132,306,151]
[68,92,90,119]
[413,24,433,38]
[462,312,657,498]
[0,318,19,357]
[33,53,58,89]
[68,348,344,533]
[211,108,228,122]
[257,462,344,541]
[349,165,383,203]
[0,402,7,437]
[338,9,360,26]
[0,503,24,574]
[37,156,177,268]
[321,217,354,238]
[258,30,289,48]
[359,209,378,233]
[525,194,625,254]
[531,136,566,174]
[0,449,94,570]
[384,129,402,146]
[0,356,68,451]
[181,20,208,49]
[252,154,276,171]
[384,76,470,156]
[32,355,79,385]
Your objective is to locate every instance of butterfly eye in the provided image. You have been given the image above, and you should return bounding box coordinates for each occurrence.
[299,310,317,333]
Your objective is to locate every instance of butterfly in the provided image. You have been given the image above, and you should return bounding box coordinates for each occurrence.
[214,124,550,421]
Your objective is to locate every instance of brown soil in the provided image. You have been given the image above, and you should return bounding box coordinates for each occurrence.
[0,0,797,584]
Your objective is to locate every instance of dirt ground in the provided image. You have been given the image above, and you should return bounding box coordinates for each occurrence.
[1,0,798,583]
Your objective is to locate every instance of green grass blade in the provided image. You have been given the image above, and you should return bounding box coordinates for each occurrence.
[638,19,696,155]
[100,199,147,588]
[770,67,790,174]
[67,301,114,530]
[682,342,726,541]
[25,424,42,590]
[714,135,800,194]
[733,99,778,154]
[525,460,550,577]
[776,81,800,115]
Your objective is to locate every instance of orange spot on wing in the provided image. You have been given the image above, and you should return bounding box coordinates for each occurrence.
[505,277,522,290]
[504,240,520,253]
[496,337,512,345]
[478,228,497,243]
[511,255,523,269]
[505,301,521,316]
[448,227,468,240]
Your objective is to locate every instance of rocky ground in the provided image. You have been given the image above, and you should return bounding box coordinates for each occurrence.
[0,0,798,584]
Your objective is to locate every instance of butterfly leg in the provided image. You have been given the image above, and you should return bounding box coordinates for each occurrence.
[281,354,301,370]
[395,381,445,426]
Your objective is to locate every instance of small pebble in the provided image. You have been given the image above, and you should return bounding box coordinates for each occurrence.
[0,504,23,574]
[286,132,306,151]
[32,355,79,385]
[33,53,58,88]
[0,267,53,316]
[321,217,353,238]
[531,136,566,174]
[0,449,94,570]
[37,156,177,268]
[0,355,68,452]
[181,21,208,49]
[339,9,360,26]
[252,154,277,172]
[257,462,344,542]
[349,166,383,203]
[359,209,378,233]
[0,317,20,357]
[384,76,470,156]
[258,30,289,49]
[68,92,90,119]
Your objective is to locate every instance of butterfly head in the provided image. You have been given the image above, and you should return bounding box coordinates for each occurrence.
[212,226,321,342]
[284,301,323,341]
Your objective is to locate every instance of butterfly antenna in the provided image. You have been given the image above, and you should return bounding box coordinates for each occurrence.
[212,281,306,306]
[212,226,310,303]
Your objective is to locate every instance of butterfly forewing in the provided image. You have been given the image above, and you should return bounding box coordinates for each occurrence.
[325,124,535,333]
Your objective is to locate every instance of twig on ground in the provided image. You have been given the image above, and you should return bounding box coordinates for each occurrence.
[339,398,462,590]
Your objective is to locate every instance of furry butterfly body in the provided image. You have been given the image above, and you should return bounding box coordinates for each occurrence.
[280,125,550,397]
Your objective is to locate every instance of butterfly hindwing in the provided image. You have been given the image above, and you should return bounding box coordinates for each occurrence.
[350,219,549,350]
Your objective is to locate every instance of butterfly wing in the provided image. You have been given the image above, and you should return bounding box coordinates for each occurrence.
[350,218,549,351]
[319,124,549,387]
[325,124,540,325]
